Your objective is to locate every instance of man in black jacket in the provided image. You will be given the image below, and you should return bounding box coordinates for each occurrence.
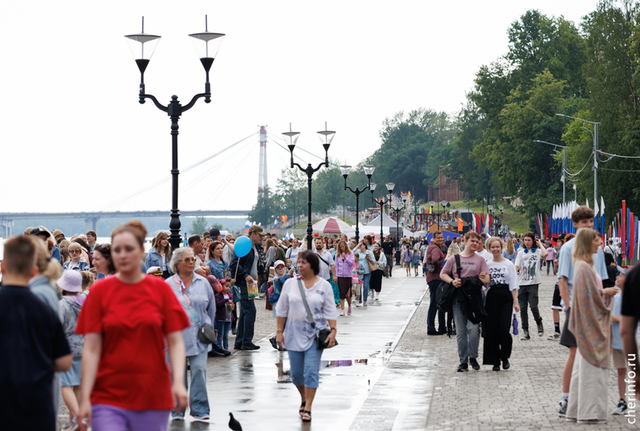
[230,225,264,350]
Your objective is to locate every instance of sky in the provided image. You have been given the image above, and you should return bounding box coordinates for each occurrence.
[0,0,600,213]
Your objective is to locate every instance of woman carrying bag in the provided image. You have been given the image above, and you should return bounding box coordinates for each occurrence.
[275,251,337,423]
[165,247,217,422]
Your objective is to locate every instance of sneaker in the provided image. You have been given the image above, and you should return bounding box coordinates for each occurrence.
[231,328,237,335]
[62,418,79,431]
[269,337,278,350]
[492,365,500,371]
[339,310,345,316]
[521,330,530,340]
[242,344,260,350]
[457,362,468,372]
[613,399,628,415]
[171,416,185,421]
[537,322,544,336]
[347,306,352,315]
[547,332,560,340]
[558,400,568,417]
[469,358,480,370]
[192,415,210,423]
[356,302,362,307]
[363,302,368,308]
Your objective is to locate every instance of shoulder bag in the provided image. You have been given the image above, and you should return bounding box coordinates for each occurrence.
[436,254,462,313]
[297,278,338,350]
[174,275,217,344]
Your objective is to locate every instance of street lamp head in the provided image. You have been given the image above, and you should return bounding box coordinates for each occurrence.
[188,15,225,74]
[282,123,300,154]
[370,182,377,192]
[440,200,448,207]
[385,182,395,192]
[317,122,336,154]
[125,17,161,74]
[428,200,435,208]
[363,165,376,178]
[402,194,408,204]
[339,164,352,178]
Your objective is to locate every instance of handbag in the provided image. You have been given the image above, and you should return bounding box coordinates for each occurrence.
[197,324,217,344]
[297,278,338,350]
[436,254,462,313]
[367,257,379,272]
[268,285,280,304]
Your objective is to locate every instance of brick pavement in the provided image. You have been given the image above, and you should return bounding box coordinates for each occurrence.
[351,270,636,430]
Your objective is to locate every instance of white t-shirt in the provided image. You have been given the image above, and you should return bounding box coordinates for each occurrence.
[514,248,542,285]
[487,259,519,292]
[477,249,493,263]
[315,249,334,281]
[286,246,301,266]
[275,277,337,351]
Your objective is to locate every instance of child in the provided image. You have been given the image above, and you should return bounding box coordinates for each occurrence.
[403,244,412,276]
[215,279,234,351]
[58,271,86,431]
[354,253,365,307]
[269,261,294,350]
[412,245,421,277]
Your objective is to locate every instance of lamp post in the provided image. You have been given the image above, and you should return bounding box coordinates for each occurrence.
[556,114,600,209]
[392,194,408,264]
[429,201,436,229]
[340,164,375,244]
[440,200,448,230]
[371,183,396,243]
[533,140,568,205]
[284,122,335,250]
[126,16,224,252]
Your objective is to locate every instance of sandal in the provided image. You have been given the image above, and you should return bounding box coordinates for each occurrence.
[301,410,312,422]
[299,401,306,417]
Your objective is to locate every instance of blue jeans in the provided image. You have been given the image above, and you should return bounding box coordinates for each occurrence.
[173,350,209,418]
[235,299,256,347]
[427,281,446,333]
[288,344,324,388]
[452,300,480,364]
[362,273,371,303]
[215,320,231,350]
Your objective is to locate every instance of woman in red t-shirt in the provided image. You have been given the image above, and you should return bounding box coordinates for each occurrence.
[76,221,190,431]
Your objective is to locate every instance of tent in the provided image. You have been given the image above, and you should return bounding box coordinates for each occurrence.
[360,213,413,240]
[312,217,355,236]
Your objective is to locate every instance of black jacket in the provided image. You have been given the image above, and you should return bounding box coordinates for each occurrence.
[457,276,487,324]
[229,246,256,301]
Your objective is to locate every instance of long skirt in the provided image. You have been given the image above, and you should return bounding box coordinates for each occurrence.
[369,269,384,292]
[482,284,513,366]
[330,277,340,304]
[566,349,608,421]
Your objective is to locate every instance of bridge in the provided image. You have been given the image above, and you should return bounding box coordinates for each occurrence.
[0,210,250,237]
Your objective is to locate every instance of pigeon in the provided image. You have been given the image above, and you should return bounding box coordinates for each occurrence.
[229,412,243,431]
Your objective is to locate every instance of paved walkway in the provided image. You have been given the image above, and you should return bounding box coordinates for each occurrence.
[58,267,638,430]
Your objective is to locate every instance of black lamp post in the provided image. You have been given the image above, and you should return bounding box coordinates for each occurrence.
[126,16,224,252]
[340,164,375,244]
[372,182,395,243]
[392,194,408,264]
[284,122,334,250]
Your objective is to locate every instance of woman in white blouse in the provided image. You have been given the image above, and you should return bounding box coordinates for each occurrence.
[275,250,337,423]
[483,237,520,371]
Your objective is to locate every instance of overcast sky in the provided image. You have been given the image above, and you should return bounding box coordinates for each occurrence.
[0,0,599,213]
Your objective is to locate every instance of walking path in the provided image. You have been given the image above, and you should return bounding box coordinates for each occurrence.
[59,268,636,430]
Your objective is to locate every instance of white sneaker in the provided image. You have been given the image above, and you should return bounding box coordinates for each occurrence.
[192,415,210,423]
[62,418,79,431]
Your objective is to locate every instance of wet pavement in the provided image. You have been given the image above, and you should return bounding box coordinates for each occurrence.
[167,273,427,430]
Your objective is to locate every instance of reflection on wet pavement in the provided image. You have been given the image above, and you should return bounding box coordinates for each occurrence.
[167,277,427,431]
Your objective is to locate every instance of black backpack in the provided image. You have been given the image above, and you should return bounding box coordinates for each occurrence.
[436,254,462,313]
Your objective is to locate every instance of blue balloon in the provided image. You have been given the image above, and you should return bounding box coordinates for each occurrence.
[234,235,252,258]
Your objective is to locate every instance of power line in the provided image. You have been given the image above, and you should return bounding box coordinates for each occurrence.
[597,149,640,159]
[563,153,593,177]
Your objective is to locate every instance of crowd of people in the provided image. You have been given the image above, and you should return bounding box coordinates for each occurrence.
[1,205,640,429]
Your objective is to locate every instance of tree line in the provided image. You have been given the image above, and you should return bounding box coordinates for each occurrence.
[250,1,640,227]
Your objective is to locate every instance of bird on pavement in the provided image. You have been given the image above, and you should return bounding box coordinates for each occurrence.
[229,412,242,431]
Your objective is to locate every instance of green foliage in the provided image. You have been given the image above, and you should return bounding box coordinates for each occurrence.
[190,216,209,236]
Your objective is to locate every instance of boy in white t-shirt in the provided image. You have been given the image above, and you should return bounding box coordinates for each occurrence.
[514,232,547,340]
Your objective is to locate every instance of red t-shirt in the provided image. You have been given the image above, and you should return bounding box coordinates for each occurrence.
[75,275,189,410]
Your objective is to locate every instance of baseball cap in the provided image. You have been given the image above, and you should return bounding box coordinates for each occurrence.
[209,228,221,238]
[274,260,285,268]
[30,228,51,238]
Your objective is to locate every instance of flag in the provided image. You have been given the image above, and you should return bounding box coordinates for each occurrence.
[245,220,251,233]
[586,197,589,209]
[457,217,463,232]
[472,213,477,233]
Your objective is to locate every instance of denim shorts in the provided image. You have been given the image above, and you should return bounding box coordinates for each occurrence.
[288,344,324,388]
[60,357,82,387]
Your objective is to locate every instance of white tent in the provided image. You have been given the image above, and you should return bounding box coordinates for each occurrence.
[360,213,413,240]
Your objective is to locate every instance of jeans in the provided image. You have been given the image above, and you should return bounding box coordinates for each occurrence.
[215,320,232,350]
[362,273,371,303]
[288,344,324,388]
[452,300,480,364]
[235,298,256,347]
[518,284,542,331]
[172,350,209,418]
[427,281,446,333]
[546,260,553,275]
[384,253,393,276]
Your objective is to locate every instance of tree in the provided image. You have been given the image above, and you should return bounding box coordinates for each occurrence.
[190,216,208,236]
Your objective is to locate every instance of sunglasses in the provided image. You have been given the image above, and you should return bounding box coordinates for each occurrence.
[181,257,197,263]
[69,250,81,254]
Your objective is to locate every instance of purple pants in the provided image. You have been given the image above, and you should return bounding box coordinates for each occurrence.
[92,404,170,431]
